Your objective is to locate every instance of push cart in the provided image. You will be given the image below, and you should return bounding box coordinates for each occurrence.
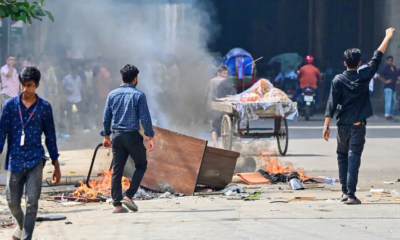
[211,101,296,156]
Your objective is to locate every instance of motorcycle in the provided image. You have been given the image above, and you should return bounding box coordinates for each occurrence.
[281,79,298,101]
[301,87,316,121]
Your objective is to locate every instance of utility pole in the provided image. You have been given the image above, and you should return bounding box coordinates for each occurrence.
[1,18,11,66]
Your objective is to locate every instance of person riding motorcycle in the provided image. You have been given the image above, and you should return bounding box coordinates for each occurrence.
[296,55,321,105]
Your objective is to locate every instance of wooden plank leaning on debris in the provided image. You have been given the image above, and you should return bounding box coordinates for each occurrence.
[124,126,208,196]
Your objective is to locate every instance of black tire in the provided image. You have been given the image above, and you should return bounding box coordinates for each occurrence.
[221,115,233,150]
[305,106,310,121]
[277,118,289,156]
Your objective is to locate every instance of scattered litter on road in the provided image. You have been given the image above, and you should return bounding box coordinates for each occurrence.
[270,200,289,204]
[314,209,332,212]
[384,181,395,184]
[65,221,73,225]
[289,179,304,190]
[36,215,67,222]
[370,189,391,195]
[325,199,341,203]
[366,195,372,197]
[294,197,316,201]
[60,202,83,206]
[160,192,172,198]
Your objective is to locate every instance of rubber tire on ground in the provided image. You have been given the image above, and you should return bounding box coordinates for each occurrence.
[305,106,310,121]
[221,115,233,150]
[276,118,289,156]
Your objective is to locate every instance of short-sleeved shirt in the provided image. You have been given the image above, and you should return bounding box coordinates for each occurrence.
[380,65,397,90]
[0,65,19,97]
[298,64,321,89]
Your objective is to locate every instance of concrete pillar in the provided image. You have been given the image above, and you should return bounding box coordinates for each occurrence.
[378,0,400,62]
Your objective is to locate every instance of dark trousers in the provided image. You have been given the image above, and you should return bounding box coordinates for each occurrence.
[111,131,147,207]
[337,124,366,199]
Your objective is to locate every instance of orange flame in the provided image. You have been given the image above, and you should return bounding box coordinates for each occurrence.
[73,170,132,198]
[257,151,311,181]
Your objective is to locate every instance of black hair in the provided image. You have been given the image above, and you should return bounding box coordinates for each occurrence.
[386,56,394,60]
[217,65,228,73]
[344,48,361,69]
[19,67,41,84]
[7,54,15,59]
[120,64,139,83]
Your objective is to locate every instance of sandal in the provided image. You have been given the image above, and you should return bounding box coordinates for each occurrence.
[112,207,129,214]
[13,226,22,240]
[122,199,138,212]
[341,194,349,202]
[344,198,362,205]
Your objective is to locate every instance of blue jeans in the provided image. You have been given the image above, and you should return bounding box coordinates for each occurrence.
[7,161,43,240]
[337,124,366,199]
[384,88,396,117]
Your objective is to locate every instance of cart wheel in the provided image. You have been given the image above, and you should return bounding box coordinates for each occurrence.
[276,118,289,156]
[221,115,233,150]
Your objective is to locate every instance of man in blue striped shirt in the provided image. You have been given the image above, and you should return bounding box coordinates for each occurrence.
[103,64,154,213]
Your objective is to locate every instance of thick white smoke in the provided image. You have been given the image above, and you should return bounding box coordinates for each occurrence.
[43,0,219,137]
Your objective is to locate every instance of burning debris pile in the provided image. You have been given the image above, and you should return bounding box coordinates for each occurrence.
[73,170,131,199]
[257,152,313,184]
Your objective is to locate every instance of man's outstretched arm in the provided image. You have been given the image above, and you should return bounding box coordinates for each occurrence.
[377,28,395,54]
[368,28,395,80]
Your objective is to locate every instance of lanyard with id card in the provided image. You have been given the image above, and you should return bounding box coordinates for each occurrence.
[18,101,39,146]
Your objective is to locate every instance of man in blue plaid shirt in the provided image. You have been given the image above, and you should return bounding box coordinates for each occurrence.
[102,64,155,213]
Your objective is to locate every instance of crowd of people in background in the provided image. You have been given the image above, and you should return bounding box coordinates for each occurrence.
[0,53,122,135]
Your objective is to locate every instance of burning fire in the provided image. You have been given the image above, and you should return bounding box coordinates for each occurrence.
[73,170,131,198]
[257,151,311,181]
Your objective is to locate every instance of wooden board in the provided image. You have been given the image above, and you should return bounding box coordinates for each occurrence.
[123,126,207,196]
[197,147,240,189]
[211,101,234,114]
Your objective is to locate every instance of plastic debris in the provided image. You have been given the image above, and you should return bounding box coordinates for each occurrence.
[60,202,82,206]
[391,190,398,195]
[65,221,73,225]
[160,192,171,198]
[46,171,52,173]
[222,184,244,196]
[289,179,304,190]
[384,181,395,184]
[69,172,75,174]
[325,199,341,203]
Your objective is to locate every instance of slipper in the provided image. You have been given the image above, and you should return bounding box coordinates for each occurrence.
[13,227,22,240]
[340,194,349,202]
[121,199,138,212]
[112,207,129,214]
[344,198,362,205]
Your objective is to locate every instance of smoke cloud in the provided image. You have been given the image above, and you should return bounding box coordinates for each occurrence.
[42,0,219,138]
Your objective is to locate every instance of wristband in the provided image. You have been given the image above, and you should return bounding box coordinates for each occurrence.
[323,126,330,130]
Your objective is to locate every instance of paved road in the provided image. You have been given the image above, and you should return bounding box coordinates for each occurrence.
[2,115,400,240]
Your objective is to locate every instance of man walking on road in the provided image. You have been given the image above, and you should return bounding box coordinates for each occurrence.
[0,54,20,113]
[102,64,155,213]
[323,28,395,205]
[0,67,61,240]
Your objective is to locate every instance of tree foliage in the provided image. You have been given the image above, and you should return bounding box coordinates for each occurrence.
[0,0,53,24]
